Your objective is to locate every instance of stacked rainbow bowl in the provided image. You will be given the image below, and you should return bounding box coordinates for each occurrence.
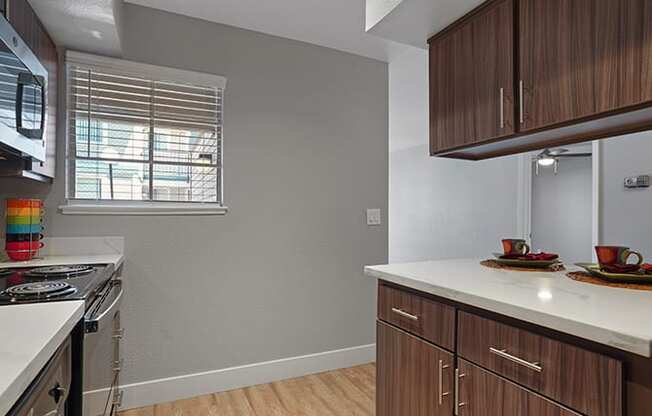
[5,199,44,261]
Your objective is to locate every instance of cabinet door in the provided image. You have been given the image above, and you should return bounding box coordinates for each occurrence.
[6,0,36,51]
[377,321,454,416]
[621,0,652,107]
[518,0,621,131]
[429,0,514,154]
[457,359,580,416]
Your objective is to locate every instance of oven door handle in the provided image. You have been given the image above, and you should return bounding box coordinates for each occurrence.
[85,280,123,334]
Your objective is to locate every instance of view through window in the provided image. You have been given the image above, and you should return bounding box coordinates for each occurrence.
[67,58,224,204]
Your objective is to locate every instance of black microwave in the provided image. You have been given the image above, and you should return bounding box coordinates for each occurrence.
[0,16,47,162]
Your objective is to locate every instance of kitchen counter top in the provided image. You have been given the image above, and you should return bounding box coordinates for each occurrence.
[365,258,652,357]
[0,301,84,415]
[0,253,125,269]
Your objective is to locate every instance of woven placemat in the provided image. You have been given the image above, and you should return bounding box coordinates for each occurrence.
[566,271,652,291]
[480,259,565,272]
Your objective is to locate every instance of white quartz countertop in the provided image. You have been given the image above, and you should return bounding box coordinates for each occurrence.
[365,258,652,357]
[0,254,124,269]
[0,301,84,415]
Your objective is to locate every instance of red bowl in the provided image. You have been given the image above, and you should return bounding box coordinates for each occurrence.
[5,241,44,251]
[641,263,652,274]
[6,250,39,261]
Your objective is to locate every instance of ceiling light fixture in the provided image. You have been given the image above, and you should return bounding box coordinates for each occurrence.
[537,156,556,167]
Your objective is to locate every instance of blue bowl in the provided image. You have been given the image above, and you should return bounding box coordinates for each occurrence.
[6,223,42,234]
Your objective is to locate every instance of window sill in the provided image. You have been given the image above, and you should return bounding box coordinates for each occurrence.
[59,202,229,216]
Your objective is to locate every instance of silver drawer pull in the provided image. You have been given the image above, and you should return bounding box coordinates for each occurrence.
[499,87,505,129]
[438,360,451,405]
[454,369,466,415]
[489,347,542,372]
[391,307,418,321]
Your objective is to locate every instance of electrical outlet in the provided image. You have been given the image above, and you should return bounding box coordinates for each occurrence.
[366,208,381,226]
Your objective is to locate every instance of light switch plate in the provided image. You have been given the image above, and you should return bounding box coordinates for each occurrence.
[366,208,381,226]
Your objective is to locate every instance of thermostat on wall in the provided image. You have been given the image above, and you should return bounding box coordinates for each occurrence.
[624,175,650,189]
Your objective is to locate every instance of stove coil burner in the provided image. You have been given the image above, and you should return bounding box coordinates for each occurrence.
[0,269,14,277]
[3,281,77,300]
[25,265,94,279]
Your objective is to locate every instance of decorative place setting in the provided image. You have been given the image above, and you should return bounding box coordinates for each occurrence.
[571,246,652,289]
[481,238,564,272]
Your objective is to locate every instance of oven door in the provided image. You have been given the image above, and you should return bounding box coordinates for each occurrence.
[0,17,47,161]
[84,279,124,416]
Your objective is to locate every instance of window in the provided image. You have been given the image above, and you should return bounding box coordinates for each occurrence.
[62,52,227,215]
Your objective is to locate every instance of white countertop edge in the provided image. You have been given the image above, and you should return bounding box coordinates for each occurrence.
[365,266,652,357]
[0,301,84,415]
[0,254,125,269]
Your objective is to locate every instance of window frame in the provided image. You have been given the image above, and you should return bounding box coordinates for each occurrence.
[60,51,228,216]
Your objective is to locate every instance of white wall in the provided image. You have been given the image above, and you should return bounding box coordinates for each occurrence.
[601,131,652,257]
[0,2,388,393]
[531,153,592,263]
[389,47,520,263]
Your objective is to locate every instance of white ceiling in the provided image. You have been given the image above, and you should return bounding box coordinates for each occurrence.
[29,0,124,56]
[125,0,413,62]
[368,0,484,48]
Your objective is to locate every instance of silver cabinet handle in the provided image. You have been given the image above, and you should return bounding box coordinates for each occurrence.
[438,360,451,405]
[391,307,418,321]
[454,368,466,415]
[489,347,542,372]
[519,80,525,124]
[499,87,505,129]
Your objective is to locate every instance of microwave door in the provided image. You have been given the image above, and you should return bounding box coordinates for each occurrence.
[16,71,44,140]
[0,50,20,131]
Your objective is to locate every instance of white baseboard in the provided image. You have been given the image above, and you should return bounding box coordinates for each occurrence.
[84,343,376,415]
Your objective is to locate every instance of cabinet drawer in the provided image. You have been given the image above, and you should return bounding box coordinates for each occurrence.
[378,283,455,351]
[458,311,622,416]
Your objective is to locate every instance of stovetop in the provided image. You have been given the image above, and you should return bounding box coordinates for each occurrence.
[0,263,115,306]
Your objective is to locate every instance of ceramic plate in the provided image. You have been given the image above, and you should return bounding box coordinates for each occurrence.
[492,253,561,268]
[575,263,652,284]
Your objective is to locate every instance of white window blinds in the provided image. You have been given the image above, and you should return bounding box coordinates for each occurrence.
[66,52,226,204]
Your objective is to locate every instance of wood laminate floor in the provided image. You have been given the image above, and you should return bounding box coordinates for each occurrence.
[119,363,376,416]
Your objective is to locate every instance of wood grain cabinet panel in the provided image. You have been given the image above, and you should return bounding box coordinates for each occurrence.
[458,312,622,416]
[458,359,580,416]
[620,0,652,107]
[519,0,652,132]
[429,0,514,154]
[377,320,454,416]
[518,0,598,131]
[378,283,455,351]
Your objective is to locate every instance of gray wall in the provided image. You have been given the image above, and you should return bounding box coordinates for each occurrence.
[531,154,592,264]
[389,48,520,263]
[601,131,652,257]
[0,4,388,385]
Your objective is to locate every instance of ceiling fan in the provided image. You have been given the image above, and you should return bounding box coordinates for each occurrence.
[533,147,592,175]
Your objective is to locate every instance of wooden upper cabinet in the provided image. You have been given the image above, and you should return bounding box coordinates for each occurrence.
[429,0,514,154]
[621,0,652,107]
[519,0,652,132]
[377,321,454,416]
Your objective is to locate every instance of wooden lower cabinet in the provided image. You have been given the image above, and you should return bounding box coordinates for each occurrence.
[377,320,454,416]
[457,359,580,416]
